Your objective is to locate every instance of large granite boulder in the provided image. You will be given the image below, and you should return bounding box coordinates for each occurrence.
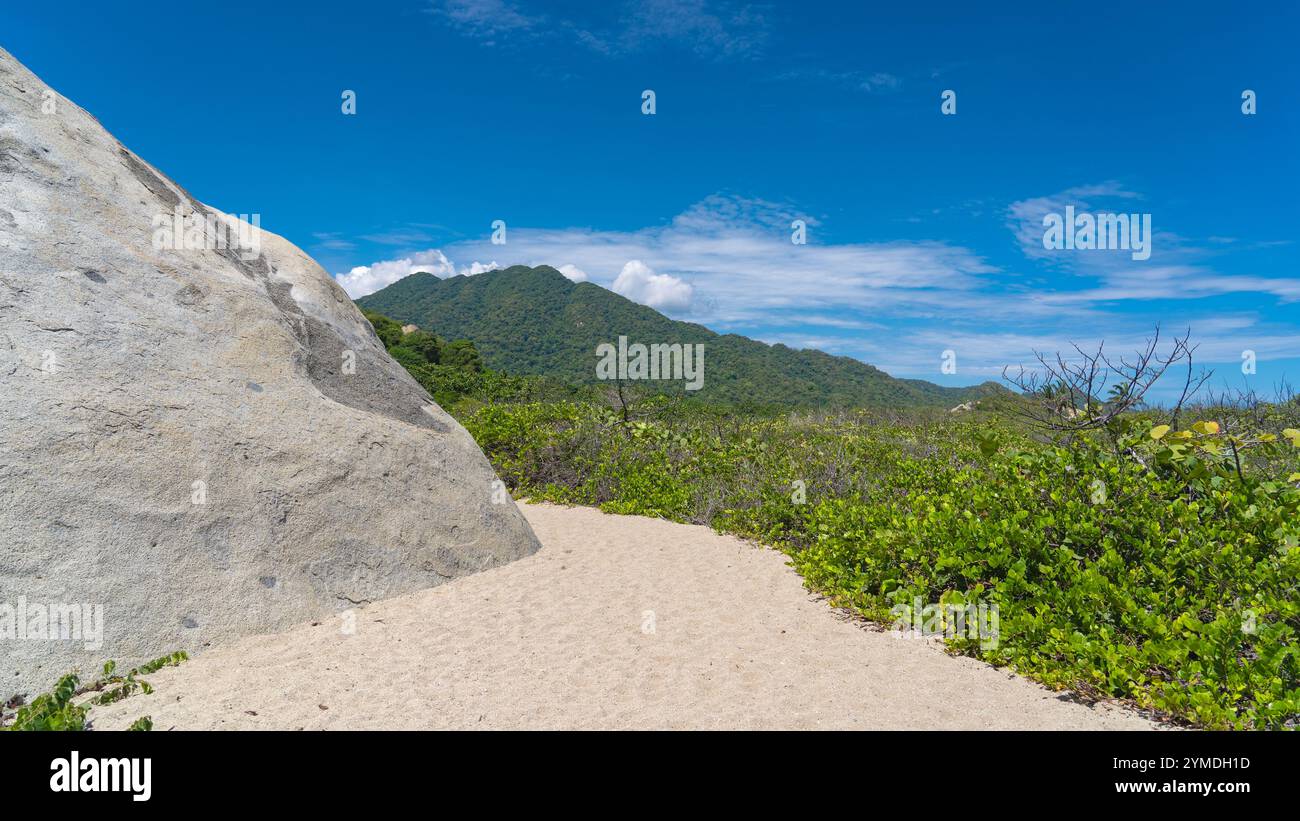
[0,47,541,697]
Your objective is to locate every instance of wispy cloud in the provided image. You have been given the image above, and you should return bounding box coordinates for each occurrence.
[311,231,357,251]
[1007,180,1144,265]
[1007,183,1300,304]
[334,190,1296,398]
[426,0,771,59]
[774,68,902,93]
[613,0,770,59]
[873,325,1300,388]
[425,0,542,41]
[334,193,996,322]
[335,250,498,297]
[359,228,438,246]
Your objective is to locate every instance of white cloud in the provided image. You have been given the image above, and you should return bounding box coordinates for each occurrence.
[611,260,694,311]
[311,231,356,251]
[1007,181,1144,264]
[776,68,902,93]
[334,250,456,298]
[1005,183,1300,304]
[331,192,1297,404]
[461,260,501,276]
[421,195,996,323]
[333,251,505,297]
[617,0,770,59]
[860,72,901,92]
[427,0,769,59]
[426,0,541,39]
[359,228,436,245]
[335,194,997,316]
[558,263,588,282]
[865,324,1300,405]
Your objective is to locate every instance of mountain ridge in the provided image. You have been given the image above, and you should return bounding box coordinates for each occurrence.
[357,265,1004,409]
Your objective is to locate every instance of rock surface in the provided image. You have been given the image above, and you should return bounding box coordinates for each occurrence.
[0,47,540,697]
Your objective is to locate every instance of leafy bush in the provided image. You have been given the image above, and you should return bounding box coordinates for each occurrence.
[370,305,1300,727]
[2,652,189,731]
[462,400,1300,729]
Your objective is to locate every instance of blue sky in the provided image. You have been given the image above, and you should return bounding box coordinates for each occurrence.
[5,1,1297,400]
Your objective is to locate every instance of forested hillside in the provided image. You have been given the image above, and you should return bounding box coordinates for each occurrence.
[358,265,1004,410]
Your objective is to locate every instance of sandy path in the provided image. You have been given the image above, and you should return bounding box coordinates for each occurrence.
[92,503,1160,730]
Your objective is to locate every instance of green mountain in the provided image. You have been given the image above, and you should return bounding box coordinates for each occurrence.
[357,265,1003,409]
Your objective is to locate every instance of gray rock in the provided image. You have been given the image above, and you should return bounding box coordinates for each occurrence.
[0,47,541,698]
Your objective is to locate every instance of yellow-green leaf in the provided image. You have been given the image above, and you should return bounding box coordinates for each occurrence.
[1149,425,1171,440]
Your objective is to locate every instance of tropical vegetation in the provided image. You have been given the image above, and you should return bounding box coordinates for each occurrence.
[365,306,1300,729]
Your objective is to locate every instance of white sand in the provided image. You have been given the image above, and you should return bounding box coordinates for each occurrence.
[91,503,1162,730]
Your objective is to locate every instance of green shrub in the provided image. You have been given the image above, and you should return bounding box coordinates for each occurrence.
[2,652,189,731]
[371,304,1300,728]
[462,401,1300,729]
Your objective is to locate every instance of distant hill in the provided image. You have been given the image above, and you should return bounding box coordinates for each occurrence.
[357,265,1005,409]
